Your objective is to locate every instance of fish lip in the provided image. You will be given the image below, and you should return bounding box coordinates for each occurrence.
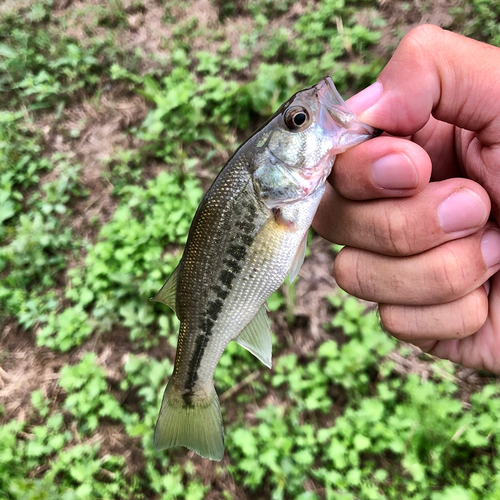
[316,76,338,96]
[315,75,382,146]
[315,77,355,126]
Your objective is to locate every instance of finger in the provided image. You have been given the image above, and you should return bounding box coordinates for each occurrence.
[333,226,500,305]
[410,117,460,181]
[314,179,490,256]
[420,272,500,373]
[379,286,488,341]
[348,25,500,147]
[344,108,459,183]
[332,136,432,200]
[457,127,500,223]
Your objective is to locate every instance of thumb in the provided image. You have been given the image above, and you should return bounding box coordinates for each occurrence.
[349,25,500,147]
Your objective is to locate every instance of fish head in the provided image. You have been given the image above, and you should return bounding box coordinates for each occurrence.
[252,76,380,208]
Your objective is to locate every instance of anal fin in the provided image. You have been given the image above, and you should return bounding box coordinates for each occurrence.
[234,304,272,368]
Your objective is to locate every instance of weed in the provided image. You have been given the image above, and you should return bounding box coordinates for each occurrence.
[64,171,202,347]
[465,0,500,45]
[58,353,126,432]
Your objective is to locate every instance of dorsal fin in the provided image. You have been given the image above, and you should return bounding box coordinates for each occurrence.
[150,264,180,313]
[234,304,272,368]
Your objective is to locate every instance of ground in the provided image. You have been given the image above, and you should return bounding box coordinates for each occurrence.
[2,1,500,499]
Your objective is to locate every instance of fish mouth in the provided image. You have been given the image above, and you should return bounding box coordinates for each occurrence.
[316,76,381,150]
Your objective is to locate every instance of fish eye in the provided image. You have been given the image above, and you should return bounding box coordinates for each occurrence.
[284,107,310,130]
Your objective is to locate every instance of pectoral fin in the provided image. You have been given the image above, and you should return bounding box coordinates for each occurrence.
[150,264,180,313]
[288,232,307,283]
[235,304,272,368]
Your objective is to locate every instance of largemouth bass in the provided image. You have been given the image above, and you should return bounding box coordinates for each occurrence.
[152,76,379,461]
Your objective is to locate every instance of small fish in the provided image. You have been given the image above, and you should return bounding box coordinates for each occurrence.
[152,77,379,461]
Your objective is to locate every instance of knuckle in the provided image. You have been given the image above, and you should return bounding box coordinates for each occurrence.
[442,291,487,339]
[465,289,488,334]
[431,247,467,298]
[379,288,488,343]
[401,24,445,54]
[378,304,406,337]
[379,205,413,256]
[333,247,355,292]
[333,247,367,297]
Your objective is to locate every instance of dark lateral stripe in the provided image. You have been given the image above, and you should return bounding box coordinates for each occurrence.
[199,315,215,330]
[236,220,255,233]
[213,285,229,300]
[223,258,242,274]
[184,280,235,400]
[183,222,256,404]
[247,206,257,217]
[220,269,236,287]
[228,243,247,261]
[207,299,224,320]
[183,333,209,405]
[240,234,253,246]
[243,201,257,217]
[206,318,215,331]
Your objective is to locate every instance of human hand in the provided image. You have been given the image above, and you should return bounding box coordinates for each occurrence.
[313,25,500,373]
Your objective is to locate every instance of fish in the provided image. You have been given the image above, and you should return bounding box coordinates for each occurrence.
[151,76,379,461]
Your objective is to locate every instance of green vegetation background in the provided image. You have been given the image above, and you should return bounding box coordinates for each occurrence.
[2,0,500,499]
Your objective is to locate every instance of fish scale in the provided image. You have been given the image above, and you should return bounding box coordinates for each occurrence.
[152,76,380,460]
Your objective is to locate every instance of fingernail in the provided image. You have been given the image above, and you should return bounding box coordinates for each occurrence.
[481,229,500,268]
[438,189,487,233]
[372,154,418,190]
[347,81,383,114]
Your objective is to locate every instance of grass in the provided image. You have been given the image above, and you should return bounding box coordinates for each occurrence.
[1,0,499,499]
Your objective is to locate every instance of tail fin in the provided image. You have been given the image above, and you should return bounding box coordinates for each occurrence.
[154,380,224,461]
